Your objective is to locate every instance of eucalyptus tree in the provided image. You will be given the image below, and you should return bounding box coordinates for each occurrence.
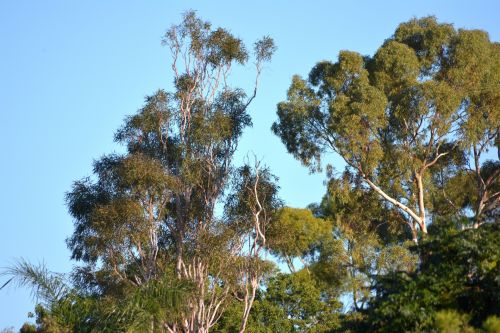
[65,11,275,333]
[272,17,499,241]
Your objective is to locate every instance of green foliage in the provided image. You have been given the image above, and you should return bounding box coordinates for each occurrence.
[265,271,342,332]
[266,207,331,266]
[311,171,417,310]
[365,223,500,332]
[215,271,342,333]
[434,310,475,333]
[225,163,282,235]
[2,261,191,332]
[213,293,291,333]
[0,260,69,309]
[320,170,409,242]
[273,16,499,238]
[2,14,498,333]
[393,16,455,73]
[482,316,500,333]
[95,275,193,332]
[273,50,388,173]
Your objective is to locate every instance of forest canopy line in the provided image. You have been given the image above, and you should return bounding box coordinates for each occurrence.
[1,12,499,333]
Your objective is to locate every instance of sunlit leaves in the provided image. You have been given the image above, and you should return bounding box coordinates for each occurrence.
[273,16,499,237]
[266,207,331,264]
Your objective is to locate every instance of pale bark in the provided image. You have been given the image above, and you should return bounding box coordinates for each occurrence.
[362,177,424,229]
[238,161,271,333]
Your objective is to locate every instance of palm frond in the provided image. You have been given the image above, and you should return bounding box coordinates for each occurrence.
[0,258,69,306]
[98,276,193,331]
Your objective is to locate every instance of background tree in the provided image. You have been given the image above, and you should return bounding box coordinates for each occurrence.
[262,271,341,333]
[272,16,499,241]
[214,270,342,333]
[266,207,332,272]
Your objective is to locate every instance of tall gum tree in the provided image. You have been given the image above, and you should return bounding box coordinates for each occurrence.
[272,17,499,242]
[66,12,276,333]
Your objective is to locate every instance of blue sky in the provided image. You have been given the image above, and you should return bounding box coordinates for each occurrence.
[1,0,499,329]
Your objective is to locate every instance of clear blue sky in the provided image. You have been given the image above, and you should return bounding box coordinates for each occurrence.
[0,0,498,329]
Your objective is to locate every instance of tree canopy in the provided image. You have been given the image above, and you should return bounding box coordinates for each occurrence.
[1,14,499,333]
[273,16,499,241]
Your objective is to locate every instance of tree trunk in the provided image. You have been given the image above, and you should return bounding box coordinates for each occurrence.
[239,278,257,333]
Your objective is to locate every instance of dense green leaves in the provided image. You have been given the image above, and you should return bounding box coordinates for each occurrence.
[266,207,331,269]
[273,16,499,239]
[365,223,500,332]
[215,271,342,333]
